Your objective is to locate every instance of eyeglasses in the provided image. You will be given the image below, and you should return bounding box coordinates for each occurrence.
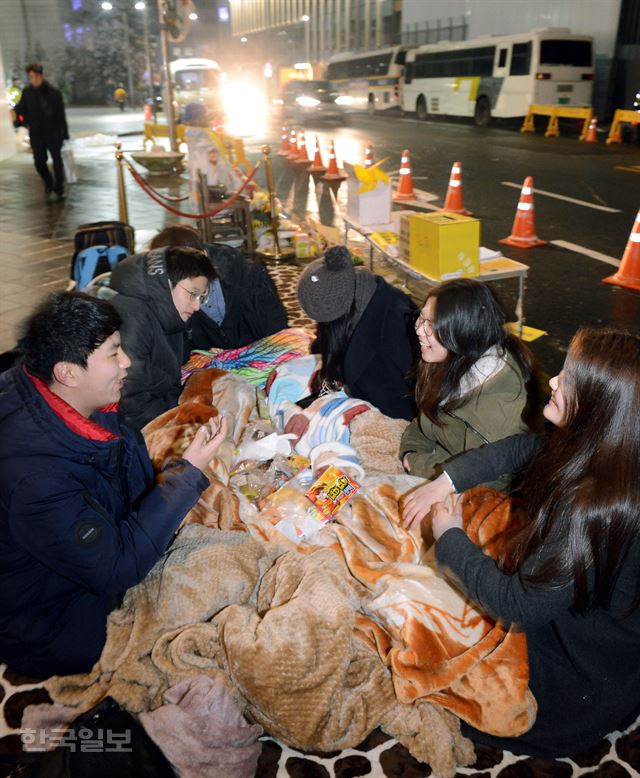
[177,283,209,305]
[415,314,434,335]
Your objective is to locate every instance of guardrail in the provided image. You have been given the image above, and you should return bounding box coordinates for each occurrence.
[520,105,593,139]
[606,109,639,144]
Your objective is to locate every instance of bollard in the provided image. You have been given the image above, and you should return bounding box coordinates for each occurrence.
[115,143,129,225]
[258,145,294,261]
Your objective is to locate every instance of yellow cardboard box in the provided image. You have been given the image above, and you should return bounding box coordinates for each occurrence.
[406,212,480,280]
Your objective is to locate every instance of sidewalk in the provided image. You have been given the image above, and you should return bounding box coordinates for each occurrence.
[0,137,186,353]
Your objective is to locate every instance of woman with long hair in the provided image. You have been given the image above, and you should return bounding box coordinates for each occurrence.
[401,278,536,523]
[424,328,640,757]
[297,245,418,420]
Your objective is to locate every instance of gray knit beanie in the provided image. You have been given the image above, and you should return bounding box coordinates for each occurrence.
[297,246,356,322]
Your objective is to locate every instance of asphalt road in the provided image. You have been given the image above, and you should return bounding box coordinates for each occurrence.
[65,106,640,375]
[265,111,640,375]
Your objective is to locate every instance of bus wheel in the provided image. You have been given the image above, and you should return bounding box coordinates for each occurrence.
[416,95,428,121]
[367,95,376,115]
[474,97,491,127]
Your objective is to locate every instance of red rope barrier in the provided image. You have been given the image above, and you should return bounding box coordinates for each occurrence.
[124,158,261,219]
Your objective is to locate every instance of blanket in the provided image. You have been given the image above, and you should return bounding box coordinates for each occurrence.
[44,368,535,777]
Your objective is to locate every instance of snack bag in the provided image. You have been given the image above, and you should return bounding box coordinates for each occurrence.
[305,466,360,520]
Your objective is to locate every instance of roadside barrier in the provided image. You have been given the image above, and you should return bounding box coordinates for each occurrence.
[603,209,640,291]
[606,109,640,144]
[320,140,347,182]
[393,149,416,201]
[520,105,593,139]
[499,176,547,248]
[364,142,374,168]
[309,136,327,173]
[442,161,471,214]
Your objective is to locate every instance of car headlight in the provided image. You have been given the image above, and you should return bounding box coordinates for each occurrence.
[334,95,353,106]
[296,96,320,108]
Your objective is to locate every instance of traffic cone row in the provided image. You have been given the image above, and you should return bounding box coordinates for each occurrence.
[309,136,326,173]
[320,140,346,181]
[603,209,640,291]
[143,103,153,123]
[442,161,472,215]
[364,142,374,168]
[287,129,298,160]
[277,126,290,155]
[499,176,547,248]
[583,116,598,143]
[393,149,416,201]
[295,130,311,165]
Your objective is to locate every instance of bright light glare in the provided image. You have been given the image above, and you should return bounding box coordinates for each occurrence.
[301,14,310,21]
[134,1,145,9]
[293,62,311,70]
[188,12,198,20]
[296,95,319,108]
[101,1,113,9]
[335,95,354,106]
[240,36,248,43]
[222,81,267,137]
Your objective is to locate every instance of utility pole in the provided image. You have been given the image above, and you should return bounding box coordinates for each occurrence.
[156,0,177,151]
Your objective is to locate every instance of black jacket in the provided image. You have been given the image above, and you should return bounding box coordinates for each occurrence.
[111,249,191,431]
[15,80,69,142]
[342,276,418,421]
[437,433,640,756]
[0,367,207,678]
[189,244,288,350]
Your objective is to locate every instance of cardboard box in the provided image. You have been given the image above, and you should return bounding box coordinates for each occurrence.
[345,161,392,226]
[405,212,480,280]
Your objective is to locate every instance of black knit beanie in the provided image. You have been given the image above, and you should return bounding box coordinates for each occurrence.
[297,246,356,322]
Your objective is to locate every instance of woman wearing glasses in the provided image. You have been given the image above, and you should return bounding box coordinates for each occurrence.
[110,246,217,430]
[401,278,537,527]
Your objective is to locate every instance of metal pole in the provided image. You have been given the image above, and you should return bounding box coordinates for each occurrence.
[115,143,129,224]
[142,6,153,101]
[121,7,135,104]
[258,145,294,261]
[156,0,178,151]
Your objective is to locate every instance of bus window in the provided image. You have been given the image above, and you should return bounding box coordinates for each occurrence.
[510,43,531,75]
[540,39,592,67]
[498,48,508,68]
[395,49,408,66]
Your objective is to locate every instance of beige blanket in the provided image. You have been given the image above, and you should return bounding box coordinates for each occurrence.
[46,368,535,777]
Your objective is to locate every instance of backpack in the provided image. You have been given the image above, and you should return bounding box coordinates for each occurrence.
[70,221,135,278]
[72,245,128,290]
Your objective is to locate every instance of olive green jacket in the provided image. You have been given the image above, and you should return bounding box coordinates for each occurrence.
[400,353,529,489]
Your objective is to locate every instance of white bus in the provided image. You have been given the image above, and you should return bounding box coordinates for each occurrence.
[401,29,593,126]
[169,58,224,113]
[325,46,413,114]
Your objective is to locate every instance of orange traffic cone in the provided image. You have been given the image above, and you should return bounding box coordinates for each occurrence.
[603,209,640,291]
[499,176,547,248]
[287,129,299,160]
[583,116,598,143]
[364,142,374,168]
[442,161,472,215]
[277,126,290,156]
[144,103,153,123]
[296,130,311,165]
[393,149,416,201]
[320,140,347,181]
[309,136,327,173]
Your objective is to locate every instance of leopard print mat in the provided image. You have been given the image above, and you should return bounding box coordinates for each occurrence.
[1,664,639,777]
[2,263,640,777]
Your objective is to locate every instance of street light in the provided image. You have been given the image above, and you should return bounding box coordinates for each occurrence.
[134,1,153,102]
[188,12,198,20]
[302,14,310,63]
[101,1,113,8]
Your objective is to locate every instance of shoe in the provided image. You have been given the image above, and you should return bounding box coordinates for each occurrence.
[55,191,66,201]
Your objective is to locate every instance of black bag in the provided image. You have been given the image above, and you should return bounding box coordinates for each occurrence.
[70,221,135,279]
[14,697,175,778]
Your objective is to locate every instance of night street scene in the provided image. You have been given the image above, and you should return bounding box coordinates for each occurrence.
[1,2,640,777]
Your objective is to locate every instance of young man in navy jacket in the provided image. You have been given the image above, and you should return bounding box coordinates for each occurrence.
[0,292,226,679]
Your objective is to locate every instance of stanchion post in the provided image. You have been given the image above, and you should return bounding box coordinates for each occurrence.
[115,143,129,225]
[258,145,294,262]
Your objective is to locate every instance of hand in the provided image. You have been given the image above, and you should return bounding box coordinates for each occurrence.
[402,473,454,529]
[182,415,228,473]
[431,494,464,541]
[402,454,411,472]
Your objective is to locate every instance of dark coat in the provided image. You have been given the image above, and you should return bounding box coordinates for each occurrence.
[437,433,640,757]
[343,276,418,420]
[189,244,288,351]
[0,367,207,679]
[110,249,191,431]
[15,80,69,142]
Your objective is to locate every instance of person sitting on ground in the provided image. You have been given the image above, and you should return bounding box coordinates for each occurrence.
[110,245,217,431]
[149,225,288,351]
[410,328,640,758]
[0,292,227,679]
[401,278,537,522]
[296,245,419,421]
